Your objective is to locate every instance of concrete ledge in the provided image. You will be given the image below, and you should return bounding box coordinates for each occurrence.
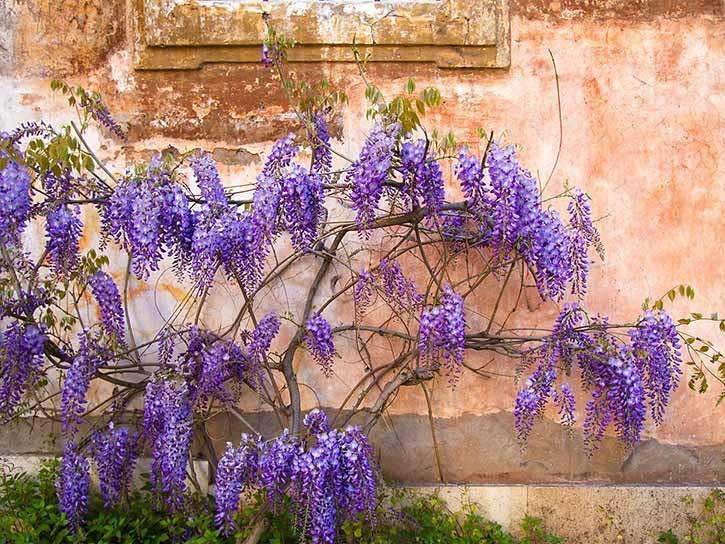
[400,485,721,543]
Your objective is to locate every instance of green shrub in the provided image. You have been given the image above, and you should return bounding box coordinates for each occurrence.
[658,490,725,544]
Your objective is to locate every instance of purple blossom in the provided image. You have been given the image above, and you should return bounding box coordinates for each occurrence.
[418,285,466,387]
[280,165,325,251]
[215,435,261,534]
[456,149,487,214]
[258,430,297,507]
[80,94,125,139]
[290,413,376,543]
[102,162,193,279]
[377,259,423,312]
[91,423,138,507]
[190,151,227,207]
[174,328,254,407]
[353,269,375,319]
[513,364,557,442]
[582,350,646,449]
[0,157,32,245]
[248,312,280,365]
[88,271,125,342]
[311,112,332,179]
[190,207,269,291]
[305,312,336,376]
[568,188,604,298]
[61,331,104,437]
[303,408,330,435]
[142,378,193,510]
[399,138,445,214]
[45,204,83,275]
[347,122,400,232]
[555,383,576,427]
[56,443,90,531]
[0,322,46,420]
[629,310,682,423]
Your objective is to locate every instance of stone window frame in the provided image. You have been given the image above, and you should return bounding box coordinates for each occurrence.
[134,0,510,70]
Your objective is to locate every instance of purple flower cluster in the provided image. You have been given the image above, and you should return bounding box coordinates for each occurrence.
[456,143,598,301]
[353,269,375,319]
[56,443,90,531]
[311,112,332,179]
[280,165,325,251]
[347,122,400,232]
[353,260,422,318]
[568,188,604,297]
[378,259,423,311]
[248,312,281,365]
[88,271,125,342]
[191,205,268,290]
[0,322,46,420]
[61,331,104,437]
[45,204,83,275]
[513,364,557,442]
[418,285,466,387]
[214,435,261,533]
[0,157,32,245]
[102,161,194,279]
[91,423,139,507]
[304,313,336,376]
[142,378,193,509]
[516,305,682,451]
[190,151,227,207]
[214,410,376,544]
[629,310,682,423]
[290,412,376,543]
[81,94,125,139]
[581,349,647,448]
[399,138,445,214]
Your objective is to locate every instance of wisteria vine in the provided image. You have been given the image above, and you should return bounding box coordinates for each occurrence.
[0,57,720,544]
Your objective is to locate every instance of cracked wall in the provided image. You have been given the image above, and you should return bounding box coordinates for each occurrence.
[0,0,723,490]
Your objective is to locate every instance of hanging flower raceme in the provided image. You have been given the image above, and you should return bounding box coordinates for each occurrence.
[56,443,90,531]
[88,271,125,343]
[191,205,269,291]
[170,328,253,406]
[91,423,139,507]
[347,122,400,232]
[399,138,445,214]
[142,378,193,510]
[60,331,105,437]
[248,312,280,366]
[289,411,376,544]
[258,430,298,507]
[190,151,227,207]
[214,435,262,534]
[0,322,46,421]
[304,312,336,376]
[567,188,604,298]
[378,259,423,311]
[102,159,193,279]
[214,412,376,543]
[311,112,332,180]
[516,306,682,452]
[418,285,466,387]
[629,310,682,423]
[353,260,422,318]
[280,165,325,252]
[45,204,83,275]
[0,156,32,246]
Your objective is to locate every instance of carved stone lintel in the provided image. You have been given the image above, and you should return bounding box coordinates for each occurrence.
[135,0,510,70]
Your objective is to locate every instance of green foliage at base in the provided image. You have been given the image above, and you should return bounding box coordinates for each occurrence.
[2,462,722,544]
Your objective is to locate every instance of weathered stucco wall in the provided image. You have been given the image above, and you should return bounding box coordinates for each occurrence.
[0,0,723,488]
